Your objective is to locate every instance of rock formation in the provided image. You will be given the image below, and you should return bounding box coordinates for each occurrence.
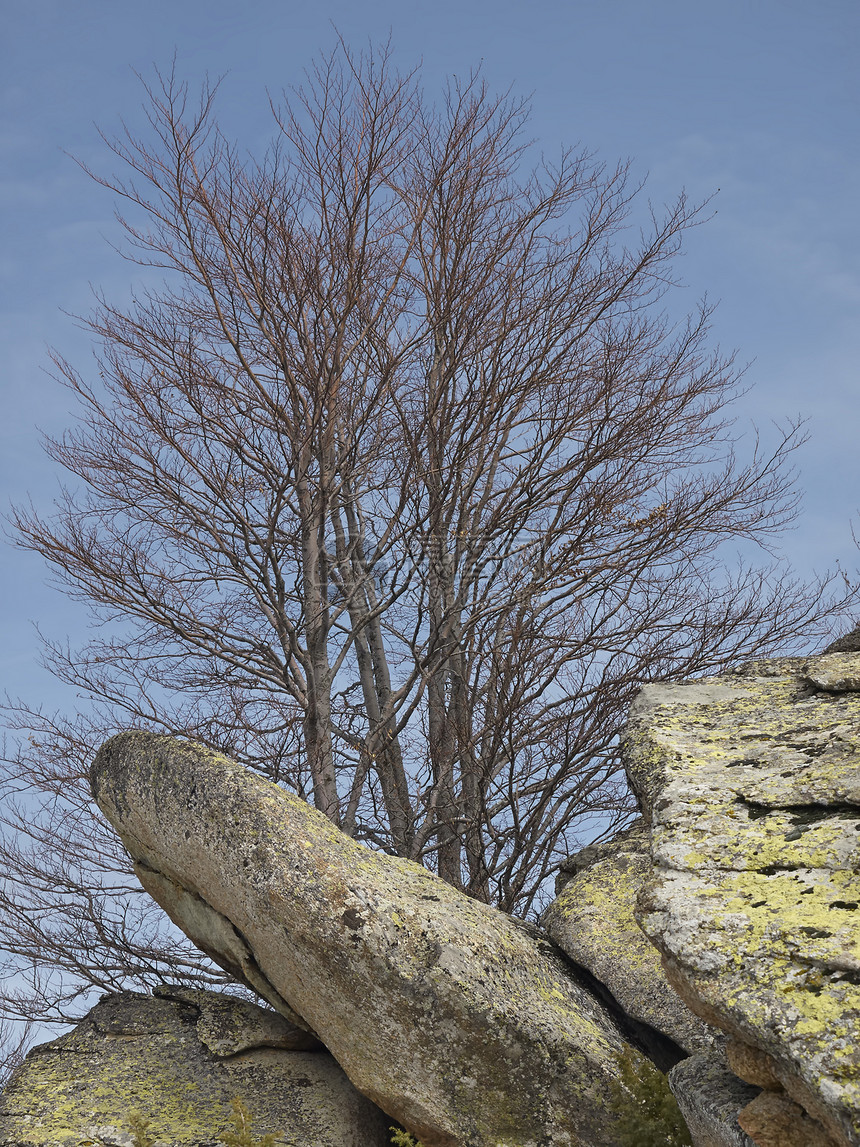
[667,1054,759,1147]
[0,988,390,1147]
[90,731,657,1147]
[822,623,860,655]
[624,653,860,1147]
[6,648,854,1146]
[543,817,721,1065]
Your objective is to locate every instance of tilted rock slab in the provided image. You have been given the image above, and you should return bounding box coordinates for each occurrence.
[624,654,860,1147]
[0,989,389,1147]
[543,818,721,1065]
[91,732,649,1147]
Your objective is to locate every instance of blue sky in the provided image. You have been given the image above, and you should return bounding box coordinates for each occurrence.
[2,0,858,713]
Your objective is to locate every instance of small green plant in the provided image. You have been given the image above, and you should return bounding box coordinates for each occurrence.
[127,1110,155,1147]
[607,1049,692,1147]
[389,1127,424,1147]
[218,1096,276,1147]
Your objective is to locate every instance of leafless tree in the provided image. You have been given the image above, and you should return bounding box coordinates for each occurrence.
[0,1014,35,1091]
[2,41,851,1029]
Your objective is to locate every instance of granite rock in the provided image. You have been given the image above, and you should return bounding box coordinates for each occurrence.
[803,652,860,694]
[624,654,860,1147]
[737,1090,844,1147]
[667,1054,759,1147]
[0,989,388,1147]
[543,818,720,1064]
[91,731,654,1147]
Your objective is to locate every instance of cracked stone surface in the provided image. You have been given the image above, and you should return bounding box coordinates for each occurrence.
[624,654,860,1147]
[153,985,322,1055]
[667,1053,759,1147]
[0,990,388,1147]
[90,731,653,1147]
[543,818,721,1063]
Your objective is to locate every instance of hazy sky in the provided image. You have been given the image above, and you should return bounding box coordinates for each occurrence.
[2,0,858,714]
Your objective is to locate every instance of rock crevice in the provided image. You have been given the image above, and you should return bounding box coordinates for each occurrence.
[6,650,859,1147]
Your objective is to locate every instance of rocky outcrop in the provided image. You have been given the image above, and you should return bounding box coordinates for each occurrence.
[543,818,721,1064]
[806,651,860,692]
[90,731,655,1147]
[667,1054,759,1147]
[0,989,389,1147]
[624,653,860,1147]
[822,624,860,654]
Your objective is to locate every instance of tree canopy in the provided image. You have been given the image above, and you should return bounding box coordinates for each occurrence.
[1,41,849,1028]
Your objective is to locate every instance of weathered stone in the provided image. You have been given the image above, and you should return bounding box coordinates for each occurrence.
[737,1091,842,1147]
[130,866,313,1032]
[822,624,860,655]
[724,1039,781,1092]
[624,654,860,1147]
[91,732,653,1147]
[553,818,650,893]
[803,652,860,694]
[667,1054,759,1147]
[0,989,389,1147]
[153,985,322,1054]
[543,818,720,1063]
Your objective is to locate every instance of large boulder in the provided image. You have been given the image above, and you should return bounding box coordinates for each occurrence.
[543,818,720,1064]
[90,732,655,1147]
[624,653,860,1147]
[0,988,390,1147]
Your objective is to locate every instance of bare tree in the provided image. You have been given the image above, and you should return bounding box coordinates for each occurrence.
[2,41,851,1029]
[0,1014,35,1091]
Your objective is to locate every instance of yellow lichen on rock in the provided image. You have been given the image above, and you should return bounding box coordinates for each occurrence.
[90,731,652,1147]
[0,990,390,1147]
[624,655,860,1147]
[542,820,720,1061]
